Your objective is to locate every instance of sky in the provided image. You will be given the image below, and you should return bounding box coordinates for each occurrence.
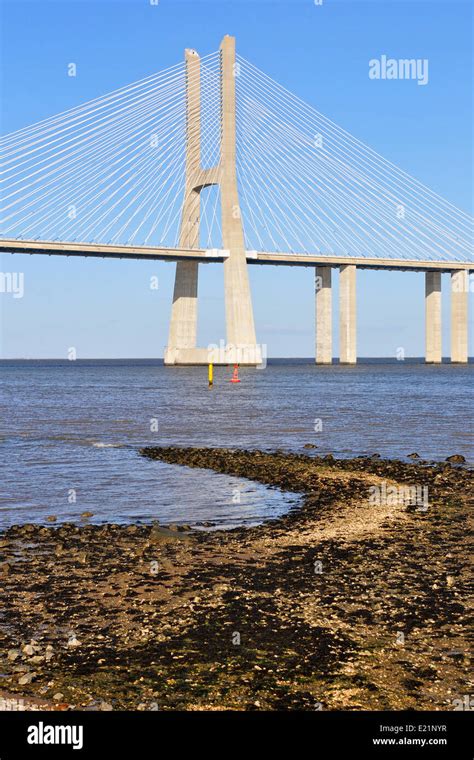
[0,0,472,359]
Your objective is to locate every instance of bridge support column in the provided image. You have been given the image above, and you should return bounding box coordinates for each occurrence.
[425,272,442,363]
[339,264,356,364]
[164,49,201,366]
[315,266,332,364]
[450,270,468,363]
[220,35,260,365]
[164,260,199,365]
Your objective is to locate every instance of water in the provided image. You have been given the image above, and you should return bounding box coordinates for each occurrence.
[1,359,472,529]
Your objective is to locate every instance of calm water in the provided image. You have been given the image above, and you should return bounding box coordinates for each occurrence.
[0,359,472,529]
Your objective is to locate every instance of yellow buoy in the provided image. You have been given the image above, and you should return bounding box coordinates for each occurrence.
[208,363,213,387]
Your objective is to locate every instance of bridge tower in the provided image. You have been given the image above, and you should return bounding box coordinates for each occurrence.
[164,35,261,365]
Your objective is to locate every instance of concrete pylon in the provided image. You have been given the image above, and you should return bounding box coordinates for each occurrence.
[164,49,206,365]
[425,271,442,363]
[315,266,332,364]
[220,35,260,364]
[164,36,260,365]
[450,270,468,363]
[339,264,357,364]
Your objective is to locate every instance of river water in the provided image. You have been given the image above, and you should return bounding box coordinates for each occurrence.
[1,358,472,529]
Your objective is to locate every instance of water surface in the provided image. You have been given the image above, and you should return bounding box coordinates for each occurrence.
[1,359,472,528]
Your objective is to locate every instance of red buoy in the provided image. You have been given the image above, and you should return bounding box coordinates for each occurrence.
[230,364,241,383]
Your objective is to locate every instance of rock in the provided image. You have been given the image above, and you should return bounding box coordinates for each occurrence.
[303,443,317,449]
[150,525,193,543]
[29,655,45,664]
[81,511,94,518]
[53,692,64,701]
[22,644,35,656]
[0,562,10,576]
[46,515,57,522]
[446,454,466,464]
[18,672,35,685]
[20,524,35,534]
[407,453,420,459]
[67,636,81,648]
[7,649,20,661]
[99,701,113,711]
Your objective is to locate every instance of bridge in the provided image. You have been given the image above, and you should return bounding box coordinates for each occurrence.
[1,36,472,364]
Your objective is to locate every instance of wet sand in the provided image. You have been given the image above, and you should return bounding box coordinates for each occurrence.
[0,448,471,710]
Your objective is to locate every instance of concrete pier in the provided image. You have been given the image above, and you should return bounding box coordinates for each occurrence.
[315,266,332,364]
[164,49,202,365]
[425,271,442,363]
[339,264,356,364]
[220,35,260,364]
[451,270,468,363]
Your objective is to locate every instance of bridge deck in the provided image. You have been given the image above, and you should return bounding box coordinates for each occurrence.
[0,239,471,272]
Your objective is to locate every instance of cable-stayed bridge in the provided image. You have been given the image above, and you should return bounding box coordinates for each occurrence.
[1,36,472,364]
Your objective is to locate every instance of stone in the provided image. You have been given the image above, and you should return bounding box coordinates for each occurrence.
[18,672,35,685]
[446,454,466,464]
[29,655,45,664]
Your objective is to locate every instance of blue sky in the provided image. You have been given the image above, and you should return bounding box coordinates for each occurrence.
[1,0,472,358]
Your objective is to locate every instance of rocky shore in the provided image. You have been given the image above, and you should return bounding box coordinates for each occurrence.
[0,447,471,710]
